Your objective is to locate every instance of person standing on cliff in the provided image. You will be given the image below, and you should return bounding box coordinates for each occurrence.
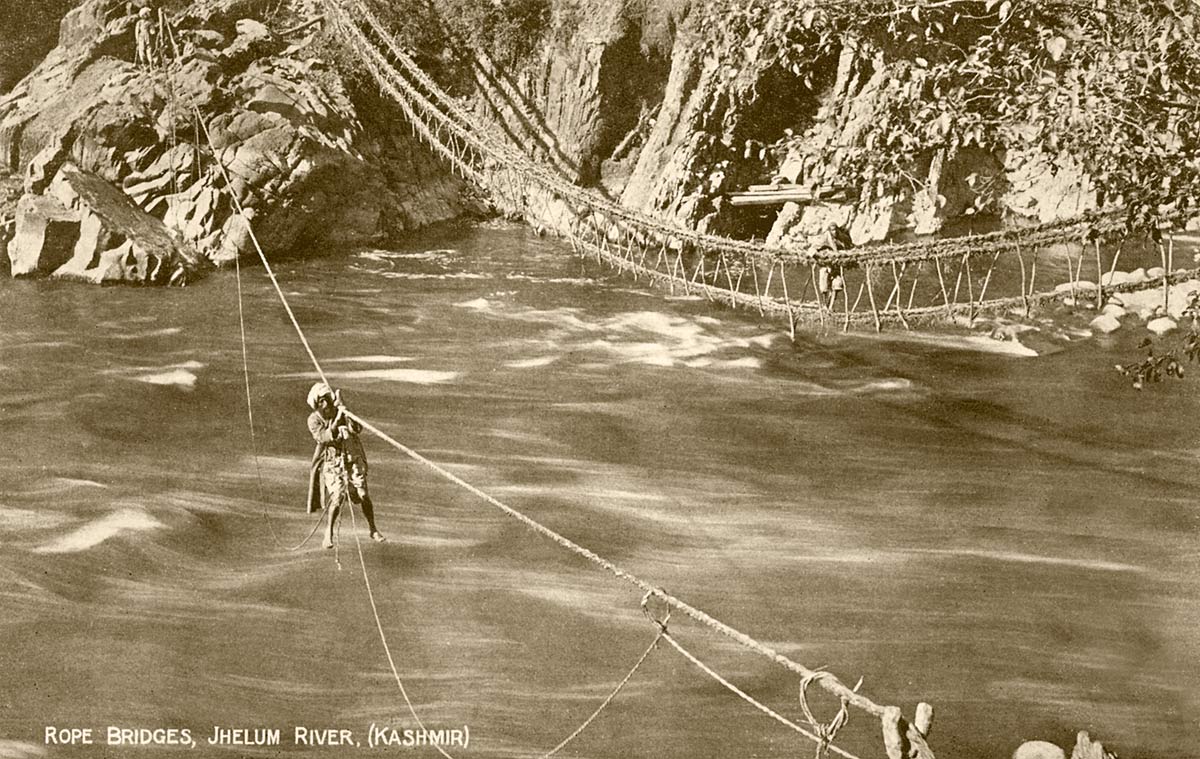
[134,7,156,67]
[306,382,385,549]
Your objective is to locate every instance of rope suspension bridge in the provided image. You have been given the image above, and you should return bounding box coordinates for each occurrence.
[136,1,1197,756]
[326,0,1196,338]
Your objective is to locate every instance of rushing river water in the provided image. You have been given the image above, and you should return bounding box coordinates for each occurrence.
[1,222,1198,759]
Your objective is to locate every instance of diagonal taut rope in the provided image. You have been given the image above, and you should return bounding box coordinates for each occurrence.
[660,631,864,759]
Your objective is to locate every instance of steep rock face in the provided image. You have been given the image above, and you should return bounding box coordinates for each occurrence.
[465,3,1100,250]
[0,0,469,272]
[468,2,672,191]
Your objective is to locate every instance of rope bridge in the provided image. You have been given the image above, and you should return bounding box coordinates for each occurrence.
[327,0,1196,337]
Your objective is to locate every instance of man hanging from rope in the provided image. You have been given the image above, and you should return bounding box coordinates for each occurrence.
[306,382,385,548]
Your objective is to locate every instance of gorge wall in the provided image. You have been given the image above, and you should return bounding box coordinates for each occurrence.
[1,0,1110,284]
[458,0,1099,251]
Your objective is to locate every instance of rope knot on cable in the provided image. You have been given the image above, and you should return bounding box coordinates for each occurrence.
[798,671,861,759]
[640,589,671,635]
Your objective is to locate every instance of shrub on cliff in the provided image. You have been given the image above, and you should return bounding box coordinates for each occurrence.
[696,0,1200,232]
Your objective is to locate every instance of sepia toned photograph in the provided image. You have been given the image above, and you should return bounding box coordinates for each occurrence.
[1,1,1197,758]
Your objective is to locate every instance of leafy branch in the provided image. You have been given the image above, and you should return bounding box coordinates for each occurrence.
[1115,291,1200,389]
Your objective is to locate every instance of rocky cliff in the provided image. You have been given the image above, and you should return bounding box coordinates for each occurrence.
[459,0,1101,251]
[1,0,472,283]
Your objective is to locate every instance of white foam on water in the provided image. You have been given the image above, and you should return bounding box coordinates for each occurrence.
[504,273,597,286]
[847,377,916,394]
[52,477,107,489]
[456,300,772,372]
[915,548,1145,574]
[375,271,490,280]
[0,507,72,531]
[113,360,204,390]
[134,368,198,390]
[863,332,1039,357]
[116,360,204,373]
[34,509,164,554]
[505,356,559,368]
[357,249,457,262]
[325,355,415,364]
[10,340,78,350]
[325,368,460,384]
[0,739,47,759]
[108,327,183,340]
[5,478,108,497]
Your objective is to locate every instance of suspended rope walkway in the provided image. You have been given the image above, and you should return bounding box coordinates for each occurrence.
[329,0,1197,336]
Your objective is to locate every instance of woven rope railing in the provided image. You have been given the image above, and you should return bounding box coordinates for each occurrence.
[331,0,1198,336]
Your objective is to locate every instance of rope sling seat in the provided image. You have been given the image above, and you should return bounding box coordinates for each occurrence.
[331,0,1198,333]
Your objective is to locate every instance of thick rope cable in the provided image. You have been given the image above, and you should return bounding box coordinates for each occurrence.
[660,632,864,759]
[162,23,329,554]
[342,411,886,718]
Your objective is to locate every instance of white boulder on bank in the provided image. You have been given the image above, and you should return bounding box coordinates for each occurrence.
[1089,313,1121,334]
[1147,316,1178,335]
[1013,740,1065,759]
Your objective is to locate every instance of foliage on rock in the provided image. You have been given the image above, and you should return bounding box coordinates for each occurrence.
[693,0,1200,231]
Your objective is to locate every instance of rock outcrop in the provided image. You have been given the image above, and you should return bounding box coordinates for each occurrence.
[9,162,200,284]
[0,0,472,283]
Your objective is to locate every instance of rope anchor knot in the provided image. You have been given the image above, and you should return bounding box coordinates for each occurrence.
[799,671,862,759]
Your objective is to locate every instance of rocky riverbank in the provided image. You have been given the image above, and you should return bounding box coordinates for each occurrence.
[0,0,474,284]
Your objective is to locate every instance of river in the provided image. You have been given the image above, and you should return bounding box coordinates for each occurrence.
[1,222,1197,759]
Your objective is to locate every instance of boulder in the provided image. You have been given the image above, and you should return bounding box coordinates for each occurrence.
[1089,313,1121,334]
[10,163,202,285]
[1146,266,1166,280]
[1070,732,1116,759]
[1146,316,1178,335]
[1014,741,1066,759]
[1100,270,1142,287]
[8,194,81,276]
[1100,303,1126,319]
[1054,280,1097,294]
